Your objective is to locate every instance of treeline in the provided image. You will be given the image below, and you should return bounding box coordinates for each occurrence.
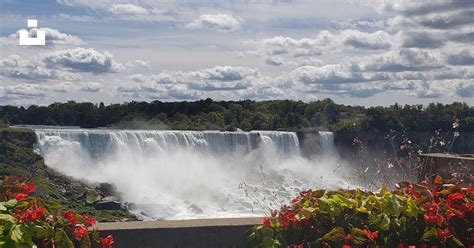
[0,99,473,132]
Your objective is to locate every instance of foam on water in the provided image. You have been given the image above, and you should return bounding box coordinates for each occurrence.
[33,127,348,219]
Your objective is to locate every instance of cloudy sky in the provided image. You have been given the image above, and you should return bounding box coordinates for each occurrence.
[0,0,473,106]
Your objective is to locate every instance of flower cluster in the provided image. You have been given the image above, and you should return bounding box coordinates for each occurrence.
[0,176,114,248]
[247,176,473,247]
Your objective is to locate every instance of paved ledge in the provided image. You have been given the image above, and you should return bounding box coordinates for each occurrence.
[95,218,262,248]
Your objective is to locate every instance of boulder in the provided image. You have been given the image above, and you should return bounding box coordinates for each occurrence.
[96,183,117,196]
[93,196,121,210]
[188,204,204,214]
[85,191,102,205]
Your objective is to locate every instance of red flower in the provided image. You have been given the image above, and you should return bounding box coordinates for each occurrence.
[424,203,438,214]
[63,210,77,225]
[35,207,45,217]
[83,215,97,226]
[462,203,474,213]
[404,188,420,198]
[448,193,465,202]
[343,245,351,248]
[101,235,114,248]
[424,214,444,224]
[285,212,296,221]
[64,210,74,219]
[363,229,378,241]
[262,218,271,227]
[445,209,456,220]
[291,197,300,204]
[437,228,453,240]
[15,207,45,222]
[14,193,28,201]
[465,187,474,194]
[73,225,89,239]
[20,183,35,194]
[287,244,303,248]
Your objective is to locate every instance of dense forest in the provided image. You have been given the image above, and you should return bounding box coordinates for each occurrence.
[1,99,473,132]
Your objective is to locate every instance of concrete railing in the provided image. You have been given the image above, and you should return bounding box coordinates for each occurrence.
[95,217,262,248]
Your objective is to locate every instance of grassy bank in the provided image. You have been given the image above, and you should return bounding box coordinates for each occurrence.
[0,127,135,222]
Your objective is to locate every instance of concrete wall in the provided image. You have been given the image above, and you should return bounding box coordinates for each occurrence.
[95,218,262,248]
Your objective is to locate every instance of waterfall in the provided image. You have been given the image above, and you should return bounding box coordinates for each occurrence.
[318,131,334,156]
[35,129,300,159]
[32,127,346,220]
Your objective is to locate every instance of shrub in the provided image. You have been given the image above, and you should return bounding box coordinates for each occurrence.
[0,176,114,248]
[246,176,473,247]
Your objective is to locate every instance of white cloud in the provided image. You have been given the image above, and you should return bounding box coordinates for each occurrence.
[341,29,392,50]
[1,28,84,47]
[55,14,97,22]
[108,4,149,15]
[126,60,152,68]
[0,55,81,81]
[186,14,242,32]
[456,82,474,97]
[80,82,102,92]
[42,48,125,73]
[51,81,78,93]
[247,29,395,66]
[447,49,474,65]
[360,48,443,72]
[5,83,46,97]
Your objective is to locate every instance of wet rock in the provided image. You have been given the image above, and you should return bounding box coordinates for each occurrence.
[188,204,204,214]
[140,211,151,218]
[93,196,121,210]
[126,202,137,211]
[96,183,117,196]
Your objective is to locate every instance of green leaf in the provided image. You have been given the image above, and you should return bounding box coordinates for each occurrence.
[31,225,52,239]
[55,230,74,248]
[4,200,17,208]
[0,214,16,231]
[81,234,92,248]
[0,203,7,211]
[421,227,438,243]
[350,228,367,246]
[332,194,355,208]
[300,207,316,218]
[260,226,273,237]
[0,214,16,224]
[446,236,465,248]
[262,237,276,248]
[0,235,15,248]
[42,200,62,210]
[402,197,419,218]
[378,214,391,231]
[15,201,30,209]
[9,224,32,244]
[322,227,345,243]
[384,193,401,216]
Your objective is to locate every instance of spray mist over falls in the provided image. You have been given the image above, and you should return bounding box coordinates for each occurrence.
[34,128,348,219]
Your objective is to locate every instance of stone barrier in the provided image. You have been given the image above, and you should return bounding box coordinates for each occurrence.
[95,217,262,248]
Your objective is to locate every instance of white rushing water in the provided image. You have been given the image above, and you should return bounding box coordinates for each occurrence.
[318,131,334,157]
[33,127,347,219]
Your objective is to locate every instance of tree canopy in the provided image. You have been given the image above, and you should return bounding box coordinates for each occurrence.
[1,99,473,132]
